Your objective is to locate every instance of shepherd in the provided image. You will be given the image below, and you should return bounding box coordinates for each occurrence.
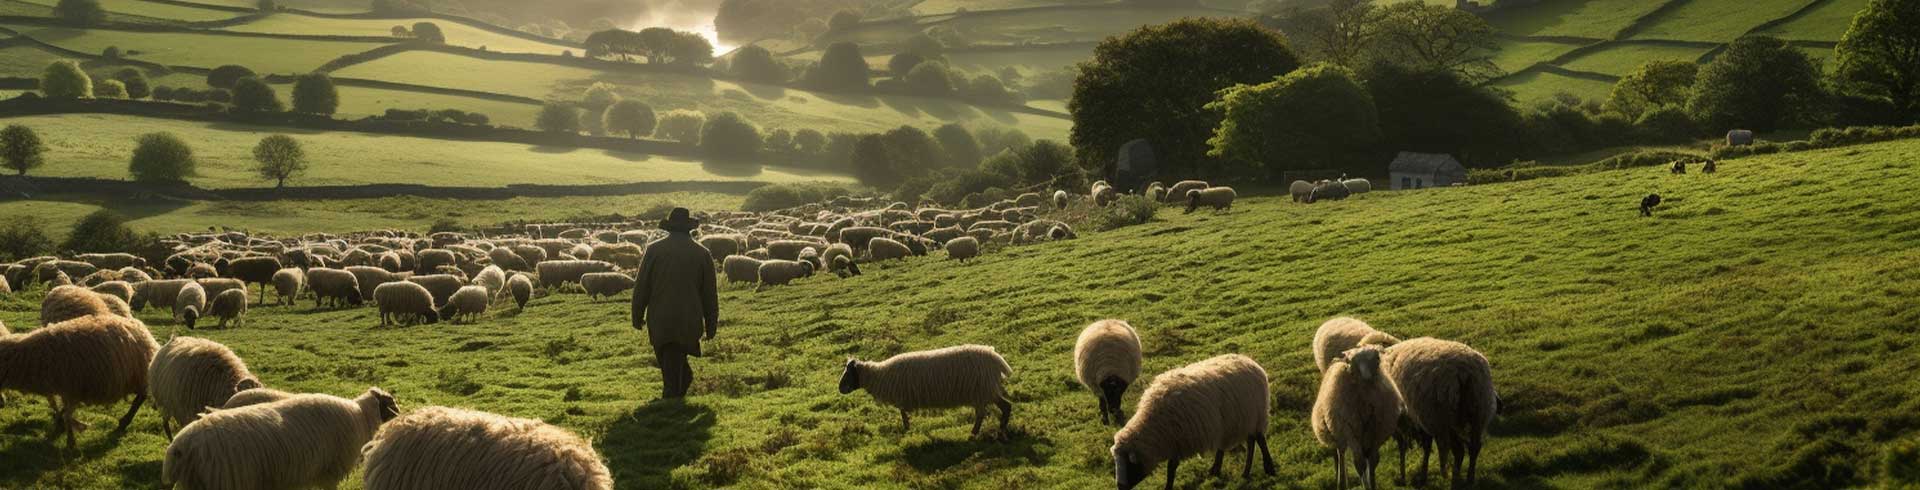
[633,208,720,400]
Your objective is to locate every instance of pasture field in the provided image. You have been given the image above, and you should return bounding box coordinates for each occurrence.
[330,51,1074,140]
[11,0,241,22]
[325,83,545,125]
[222,14,576,55]
[1489,39,1586,74]
[1626,0,1819,42]
[2,138,1918,488]
[4,114,854,188]
[910,0,1104,15]
[1492,69,1616,103]
[1,24,387,74]
[943,44,1092,76]
[1483,0,1671,39]
[1754,0,1871,41]
[1555,43,1714,76]
[179,0,370,13]
[817,5,1236,49]
[0,42,68,74]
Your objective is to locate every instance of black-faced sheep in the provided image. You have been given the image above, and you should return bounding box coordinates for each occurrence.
[508,274,532,310]
[177,281,208,329]
[360,406,614,490]
[1641,194,1662,217]
[1074,319,1141,426]
[164,388,399,490]
[148,337,261,437]
[1312,346,1401,490]
[1112,353,1275,490]
[839,345,1013,438]
[1185,187,1237,214]
[0,314,158,448]
[1380,338,1497,489]
[374,281,440,326]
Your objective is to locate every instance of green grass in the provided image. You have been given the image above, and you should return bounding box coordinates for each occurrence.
[12,0,241,22]
[1556,43,1713,76]
[1754,0,1869,41]
[0,43,71,75]
[1493,69,1617,103]
[2,24,387,74]
[1490,39,1586,74]
[222,14,575,55]
[5,137,1920,488]
[328,84,544,126]
[331,50,1073,140]
[1627,0,1819,42]
[6,113,854,188]
[820,5,1235,48]
[910,0,1103,15]
[1485,0,1673,39]
[175,0,368,13]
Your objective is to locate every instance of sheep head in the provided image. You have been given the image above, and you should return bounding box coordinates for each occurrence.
[1111,444,1150,490]
[837,359,861,394]
[1342,346,1384,380]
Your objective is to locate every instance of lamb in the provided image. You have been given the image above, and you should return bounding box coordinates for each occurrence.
[204,289,248,328]
[945,236,980,262]
[1185,187,1237,214]
[0,313,158,448]
[131,279,194,313]
[508,274,533,310]
[91,280,134,305]
[374,281,440,326]
[1111,354,1276,490]
[1379,338,1497,489]
[271,268,305,306]
[1164,180,1209,203]
[1313,317,1400,373]
[219,256,281,304]
[756,260,814,288]
[868,237,912,262]
[219,387,295,409]
[407,273,467,306]
[42,285,112,326]
[474,265,506,299]
[832,256,862,278]
[534,260,617,290]
[722,256,764,284]
[1144,182,1167,202]
[307,267,365,308]
[1052,190,1069,209]
[148,337,261,437]
[580,272,636,300]
[437,286,490,324]
[1312,346,1401,490]
[163,388,400,490]
[838,345,1013,438]
[360,406,614,490]
[1074,319,1142,426]
[177,281,208,329]
[1291,180,1315,203]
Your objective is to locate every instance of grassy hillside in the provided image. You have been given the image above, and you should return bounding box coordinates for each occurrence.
[2,24,387,74]
[11,0,242,22]
[4,137,1917,489]
[221,14,577,55]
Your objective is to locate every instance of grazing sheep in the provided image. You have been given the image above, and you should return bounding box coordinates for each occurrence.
[196,278,245,300]
[1014,192,1045,208]
[767,240,823,261]
[1092,181,1118,207]
[360,406,614,490]
[945,236,980,262]
[486,247,529,272]
[722,256,764,284]
[374,281,440,327]
[868,237,911,262]
[1164,180,1209,203]
[508,274,533,310]
[1343,178,1373,195]
[219,387,295,409]
[1052,190,1069,209]
[42,285,112,326]
[99,294,133,318]
[838,345,1013,438]
[177,282,208,329]
[699,235,744,262]
[1381,338,1497,489]
[797,247,823,271]
[473,265,506,299]
[1703,160,1717,173]
[131,279,194,313]
[407,274,467,307]
[1185,187,1237,214]
[580,272,636,300]
[51,270,71,287]
[91,281,133,304]
[347,266,408,303]
[163,388,400,490]
[186,262,216,279]
[0,314,158,448]
[77,252,143,270]
[437,286,490,323]
[1145,182,1167,202]
[1112,354,1276,490]
[589,243,643,269]
[1312,346,1401,490]
[416,249,459,275]
[207,289,248,328]
[37,260,98,284]
[534,260,616,290]
[1671,160,1686,174]
[756,260,813,288]
[1313,317,1400,373]
[837,227,891,253]
[745,248,771,260]
[1291,180,1315,203]
[148,337,261,437]
[307,268,364,308]
[118,267,152,283]
[271,268,305,306]
[1641,194,1662,217]
[1074,319,1142,426]
[832,256,862,278]
[1310,180,1352,203]
[219,256,282,304]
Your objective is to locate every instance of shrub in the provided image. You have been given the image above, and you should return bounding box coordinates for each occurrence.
[602,99,656,138]
[1,124,48,176]
[655,109,707,143]
[888,53,925,77]
[923,169,1009,205]
[111,68,150,99]
[230,77,283,112]
[580,82,621,135]
[61,210,143,254]
[53,0,105,25]
[207,88,232,103]
[40,60,91,99]
[1687,36,1822,133]
[252,134,307,188]
[764,128,793,156]
[412,22,446,43]
[151,85,175,100]
[128,132,196,183]
[292,73,339,115]
[535,102,583,134]
[742,184,810,212]
[0,216,53,261]
[207,65,257,89]
[904,61,954,96]
[702,112,763,163]
[827,10,861,31]
[932,123,980,167]
[102,46,119,59]
[729,45,789,84]
[93,79,127,99]
[805,42,869,90]
[793,129,827,160]
[1634,105,1697,143]
[1096,195,1158,230]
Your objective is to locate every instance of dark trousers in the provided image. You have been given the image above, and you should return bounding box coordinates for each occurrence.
[656,344,693,399]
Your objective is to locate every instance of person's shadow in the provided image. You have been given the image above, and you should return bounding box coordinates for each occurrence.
[599,400,715,489]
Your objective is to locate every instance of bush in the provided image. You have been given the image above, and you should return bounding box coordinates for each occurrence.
[412,22,446,43]
[1634,105,1697,143]
[805,42,869,90]
[933,123,980,168]
[151,85,174,100]
[923,169,1010,205]
[93,79,127,98]
[0,216,52,261]
[40,60,91,99]
[701,111,763,162]
[102,46,119,59]
[655,109,707,143]
[535,102,582,134]
[1096,195,1158,230]
[729,45,789,83]
[602,99,655,139]
[827,10,861,31]
[742,184,811,212]
[207,65,257,89]
[128,132,196,183]
[53,0,104,25]
[888,52,925,77]
[207,88,232,103]
[292,73,338,115]
[230,77,283,112]
[112,68,150,99]
[252,134,307,188]
[61,210,143,254]
[904,61,954,96]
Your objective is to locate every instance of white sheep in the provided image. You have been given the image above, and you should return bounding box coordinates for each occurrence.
[1112,353,1275,490]
[99,293,133,318]
[177,281,208,329]
[406,273,467,306]
[1312,346,1401,490]
[360,406,614,490]
[945,236,980,262]
[535,260,616,290]
[838,344,1013,438]
[722,256,764,284]
[756,260,813,289]
[1145,182,1167,202]
[1312,317,1401,373]
[474,265,506,299]
[148,337,262,437]
[0,313,158,448]
[207,288,248,328]
[164,388,400,490]
[580,272,636,300]
[508,274,533,310]
[1291,180,1315,203]
[221,387,295,409]
[374,281,440,326]
[1343,178,1373,195]
[1185,187,1237,214]
[1164,180,1209,203]
[438,286,490,324]
[42,284,110,326]
[307,267,364,308]
[1074,319,1142,426]
[131,278,193,313]
[1380,338,1497,489]
[868,237,911,262]
[271,267,304,306]
[91,280,133,305]
[1052,190,1069,209]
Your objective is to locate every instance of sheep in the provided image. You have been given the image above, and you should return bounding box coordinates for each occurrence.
[1291,180,1315,203]
[1164,180,1209,203]
[0,313,158,448]
[186,262,217,279]
[42,285,112,326]
[163,388,400,490]
[756,260,814,288]
[92,280,134,305]
[1641,194,1662,217]
[1310,180,1352,203]
[347,265,408,303]
[837,227,891,252]
[589,242,643,269]
[148,337,261,437]
[271,268,305,306]
[508,274,533,310]
[416,249,459,274]
[77,252,143,270]
[0,274,10,295]
[375,281,440,327]
[437,286,490,324]
[832,255,862,278]
[37,259,98,284]
[838,345,1013,438]
[767,240,824,261]
[723,256,764,284]
[1312,346,1402,490]
[118,267,152,283]
[308,267,364,308]
[474,265,506,299]
[1052,190,1069,209]
[699,235,744,262]
[360,406,614,490]
[580,272,636,300]
[1342,179,1372,195]
[1145,182,1167,202]
[219,387,295,409]
[869,237,911,262]
[206,289,249,329]
[1112,354,1275,490]
[1092,181,1118,207]
[1313,317,1400,373]
[534,260,616,290]
[1074,319,1142,426]
[1671,160,1687,174]
[79,269,123,287]
[486,247,529,272]
[1014,192,1045,208]
[51,270,71,287]
[197,278,246,300]
[407,274,467,307]
[1380,338,1497,489]
[1185,187,1237,214]
[1703,159,1717,173]
[177,282,208,329]
[132,279,194,313]
[797,247,823,271]
[945,236,980,262]
[745,248,771,260]
[219,256,281,304]
[100,294,133,318]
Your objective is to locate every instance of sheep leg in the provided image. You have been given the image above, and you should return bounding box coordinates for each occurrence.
[1335,448,1346,490]
[1208,448,1224,479]
[115,391,145,433]
[1163,457,1178,490]
[1394,432,1408,485]
[1355,449,1373,490]
[1242,435,1255,479]
[996,396,1012,435]
[1417,434,1434,487]
[1255,433,1276,476]
[970,407,986,437]
[1467,431,1483,486]
[1097,398,1110,426]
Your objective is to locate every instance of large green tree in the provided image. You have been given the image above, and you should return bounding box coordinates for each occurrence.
[128,132,196,183]
[1207,63,1379,178]
[1069,18,1299,179]
[637,27,714,66]
[112,68,151,99]
[252,134,307,188]
[1835,0,1920,119]
[1368,2,1498,81]
[1688,36,1822,132]
[292,73,339,115]
[207,65,257,89]
[61,210,141,254]
[701,111,763,162]
[602,100,657,139]
[535,102,583,134]
[0,124,47,176]
[231,77,284,112]
[805,42,870,90]
[729,45,789,83]
[411,22,446,43]
[40,60,92,99]
[1260,0,1378,67]
[1361,62,1524,166]
[1603,60,1699,118]
[53,0,105,26]
[933,123,981,168]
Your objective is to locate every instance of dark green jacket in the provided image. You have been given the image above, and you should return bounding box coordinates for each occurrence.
[633,232,718,355]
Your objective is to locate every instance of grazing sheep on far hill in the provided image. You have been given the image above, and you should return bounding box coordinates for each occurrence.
[839,345,1013,438]
[164,388,399,490]
[1312,346,1401,490]
[1310,180,1352,203]
[0,314,158,448]
[1381,338,1497,489]
[1313,317,1399,373]
[149,337,261,437]
[1641,194,1662,217]
[1074,319,1141,426]
[360,406,614,490]
[42,285,111,326]
[1164,180,1209,203]
[1112,354,1275,490]
[1186,187,1237,214]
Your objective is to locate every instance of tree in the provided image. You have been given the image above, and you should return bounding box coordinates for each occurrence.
[0,124,47,176]
[1687,36,1823,132]
[827,10,861,32]
[94,79,127,99]
[963,74,1022,105]
[207,65,256,89]
[292,73,339,114]
[729,45,789,83]
[632,28,713,66]
[701,111,762,162]
[668,31,716,67]
[61,210,140,254]
[411,22,446,43]
[850,126,944,187]
[602,100,657,139]
[40,60,91,99]
[252,134,307,188]
[933,123,981,167]
[1207,63,1379,178]
[584,29,643,60]
[1361,61,1524,166]
[1604,60,1699,118]
[888,52,926,77]
[128,132,196,183]
[112,68,150,99]
[1260,0,1377,67]
[849,134,895,186]
[806,42,870,90]
[764,128,794,156]
[535,102,582,134]
[391,25,411,38]
[580,82,621,135]
[54,0,105,26]
[903,33,944,57]
[1835,0,1920,119]
[231,77,284,112]
[655,109,707,143]
[1070,18,1300,179]
[904,62,954,95]
[1369,2,1498,81]
[793,129,827,159]
[0,216,53,261]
